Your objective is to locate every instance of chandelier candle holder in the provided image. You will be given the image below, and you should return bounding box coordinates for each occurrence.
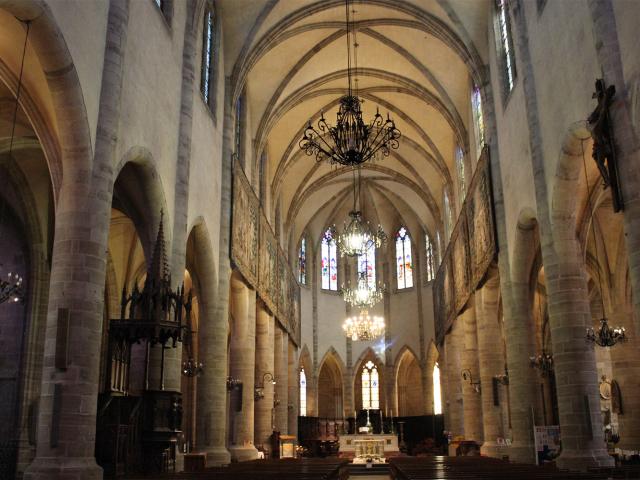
[336,210,386,257]
[0,271,24,305]
[586,318,626,347]
[529,352,554,376]
[342,309,385,342]
[182,357,204,378]
[299,0,400,167]
[340,271,384,309]
[300,97,401,167]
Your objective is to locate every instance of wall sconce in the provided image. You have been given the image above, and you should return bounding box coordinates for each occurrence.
[255,372,276,400]
[530,351,554,376]
[493,368,509,386]
[226,376,242,391]
[461,369,481,394]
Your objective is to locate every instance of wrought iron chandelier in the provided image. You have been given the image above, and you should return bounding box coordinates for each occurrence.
[299,0,400,167]
[586,318,626,347]
[340,271,384,309]
[182,357,204,378]
[335,167,386,257]
[0,271,23,304]
[342,309,385,342]
[0,22,30,306]
[529,352,554,376]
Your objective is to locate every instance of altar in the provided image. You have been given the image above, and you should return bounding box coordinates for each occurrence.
[338,434,399,463]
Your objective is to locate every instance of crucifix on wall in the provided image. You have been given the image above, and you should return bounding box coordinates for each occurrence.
[587,78,624,212]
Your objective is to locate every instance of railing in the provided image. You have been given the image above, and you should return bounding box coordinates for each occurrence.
[433,147,498,344]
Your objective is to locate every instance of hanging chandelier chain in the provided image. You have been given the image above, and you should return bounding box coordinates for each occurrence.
[580,138,607,317]
[8,21,30,160]
[345,0,352,97]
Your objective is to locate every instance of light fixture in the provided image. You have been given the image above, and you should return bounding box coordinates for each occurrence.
[255,372,276,400]
[0,271,23,304]
[461,369,481,394]
[299,0,400,167]
[342,309,385,342]
[335,210,386,257]
[226,376,242,391]
[530,352,554,376]
[340,271,384,309]
[586,318,626,347]
[182,357,204,378]
[578,132,627,347]
[0,22,30,306]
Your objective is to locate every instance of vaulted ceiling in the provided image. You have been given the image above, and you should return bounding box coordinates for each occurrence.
[218,0,492,252]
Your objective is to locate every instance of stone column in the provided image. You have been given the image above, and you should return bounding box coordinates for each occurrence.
[24,1,128,478]
[444,319,464,438]
[287,339,299,439]
[606,301,640,450]
[228,277,259,461]
[254,304,275,454]
[476,274,506,457]
[274,326,288,434]
[461,300,484,443]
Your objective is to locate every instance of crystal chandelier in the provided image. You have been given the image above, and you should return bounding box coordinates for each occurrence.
[335,210,386,257]
[586,318,626,347]
[340,271,384,309]
[299,0,400,167]
[342,309,385,341]
[0,271,23,304]
[529,351,554,376]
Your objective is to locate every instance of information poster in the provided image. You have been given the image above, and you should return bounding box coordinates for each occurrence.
[534,425,561,465]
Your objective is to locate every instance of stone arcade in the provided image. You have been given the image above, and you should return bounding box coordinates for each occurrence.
[0,1,640,479]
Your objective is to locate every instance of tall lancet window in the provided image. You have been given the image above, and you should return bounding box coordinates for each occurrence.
[396,227,413,289]
[455,146,466,202]
[357,243,376,286]
[433,363,442,415]
[444,191,453,240]
[201,4,216,107]
[425,233,435,282]
[362,361,380,410]
[321,228,338,291]
[494,0,517,95]
[300,368,307,416]
[298,237,307,285]
[471,86,485,158]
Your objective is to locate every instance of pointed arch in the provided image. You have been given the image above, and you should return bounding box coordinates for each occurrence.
[395,226,414,289]
[394,346,424,416]
[317,347,345,418]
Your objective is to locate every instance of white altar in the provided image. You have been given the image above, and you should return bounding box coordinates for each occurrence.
[338,434,399,463]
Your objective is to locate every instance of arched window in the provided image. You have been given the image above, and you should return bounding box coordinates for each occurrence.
[300,368,307,416]
[201,3,216,108]
[321,228,338,291]
[455,146,466,201]
[357,242,376,286]
[471,86,485,158]
[154,0,172,22]
[433,363,442,415]
[444,191,453,240]
[494,0,517,96]
[425,234,435,282]
[436,230,442,266]
[362,361,380,410]
[396,227,413,289]
[298,237,307,285]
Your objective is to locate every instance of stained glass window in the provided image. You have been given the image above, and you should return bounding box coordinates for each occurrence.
[495,0,517,95]
[425,234,435,282]
[357,243,376,287]
[455,145,466,201]
[201,5,215,106]
[321,228,338,290]
[300,368,307,416]
[298,237,307,285]
[433,363,442,415]
[396,227,413,289]
[235,95,243,160]
[444,191,452,240]
[471,86,485,159]
[362,360,379,410]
